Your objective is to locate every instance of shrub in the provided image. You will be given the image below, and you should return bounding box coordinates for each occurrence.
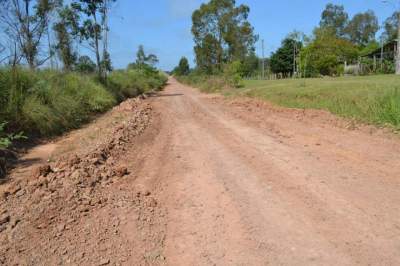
[223,61,245,88]
[108,69,167,101]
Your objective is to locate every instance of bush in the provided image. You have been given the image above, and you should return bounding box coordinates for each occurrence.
[223,61,245,88]
[108,69,167,101]
[176,61,245,93]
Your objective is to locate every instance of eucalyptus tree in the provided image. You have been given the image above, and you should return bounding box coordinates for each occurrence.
[319,3,349,38]
[53,5,79,71]
[130,45,159,70]
[70,0,115,77]
[0,0,59,69]
[191,0,257,73]
[382,11,400,41]
[345,10,379,47]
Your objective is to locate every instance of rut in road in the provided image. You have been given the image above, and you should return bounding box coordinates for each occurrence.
[140,78,400,265]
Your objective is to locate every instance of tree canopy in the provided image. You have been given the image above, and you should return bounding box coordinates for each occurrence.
[191,0,258,73]
[75,55,96,73]
[0,0,59,68]
[127,45,159,74]
[301,28,358,76]
[382,12,400,42]
[345,10,379,47]
[70,0,116,78]
[319,3,349,37]
[270,38,302,75]
[174,57,190,76]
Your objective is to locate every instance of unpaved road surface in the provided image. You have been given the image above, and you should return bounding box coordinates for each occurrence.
[2,78,400,265]
[147,78,400,265]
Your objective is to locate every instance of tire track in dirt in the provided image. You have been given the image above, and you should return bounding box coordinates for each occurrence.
[147,78,400,265]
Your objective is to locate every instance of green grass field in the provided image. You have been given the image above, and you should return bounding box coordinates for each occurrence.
[226,75,400,129]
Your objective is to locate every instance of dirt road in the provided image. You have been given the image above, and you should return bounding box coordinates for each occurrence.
[143,78,400,265]
[2,78,400,265]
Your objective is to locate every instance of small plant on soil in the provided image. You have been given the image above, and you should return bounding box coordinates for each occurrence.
[0,122,26,149]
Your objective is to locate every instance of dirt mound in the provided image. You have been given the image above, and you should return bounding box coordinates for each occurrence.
[0,99,161,265]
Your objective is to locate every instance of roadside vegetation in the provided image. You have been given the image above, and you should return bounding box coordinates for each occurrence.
[235,76,400,128]
[0,1,166,150]
[173,1,400,129]
[0,66,166,137]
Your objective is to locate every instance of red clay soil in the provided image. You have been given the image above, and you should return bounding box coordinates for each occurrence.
[1,78,400,265]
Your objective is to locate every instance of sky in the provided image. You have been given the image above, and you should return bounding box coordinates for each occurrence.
[106,0,397,70]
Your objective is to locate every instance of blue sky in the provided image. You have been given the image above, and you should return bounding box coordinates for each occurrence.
[107,0,396,70]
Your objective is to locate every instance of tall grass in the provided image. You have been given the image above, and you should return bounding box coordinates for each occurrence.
[177,73,233,93]
[239,75,400,129]
[108,68,167,101]
[0,67,167,138]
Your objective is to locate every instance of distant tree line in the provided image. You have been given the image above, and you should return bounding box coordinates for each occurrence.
[269,3,398,77]
[174,1,399,79]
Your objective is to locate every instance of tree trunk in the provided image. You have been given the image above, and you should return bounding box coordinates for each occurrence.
[24,0,35,70]
[102,0,109,80]
[93,13,102,78]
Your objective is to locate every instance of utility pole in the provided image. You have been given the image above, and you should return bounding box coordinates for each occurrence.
[261,39,265,79]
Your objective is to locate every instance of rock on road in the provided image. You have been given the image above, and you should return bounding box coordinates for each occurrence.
[141,78,400,265]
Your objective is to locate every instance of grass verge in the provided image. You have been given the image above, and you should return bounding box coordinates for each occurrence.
[0,67,167,138]
[178,73,400,129]
[238,75,400,129]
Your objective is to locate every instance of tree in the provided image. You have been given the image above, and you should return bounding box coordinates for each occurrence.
[174,57,190,76]
[319,3,349,37]
[241,52,259,77]
[345,10,379,47]
[75,55,96,73]
[71,0,115,77]
[300,28,359,77]
[128,45,159,72]
[191,0,257,73]
[0,0,58,69]
[100,50,112,72]
[382,11,400,42]
[193,34,219,73]
[131,45,159,69]
[53,6,79,71]
[270,38,302,75]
